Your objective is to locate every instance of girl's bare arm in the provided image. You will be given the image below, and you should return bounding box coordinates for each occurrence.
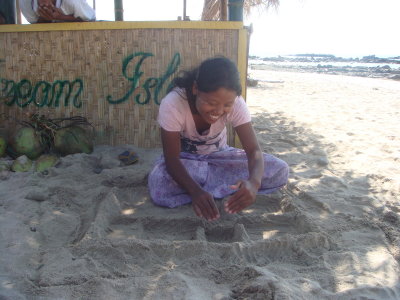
[224,122,264,213]
[161,128,220,220]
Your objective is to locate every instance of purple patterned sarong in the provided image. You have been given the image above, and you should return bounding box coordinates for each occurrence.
[148,147,289,208]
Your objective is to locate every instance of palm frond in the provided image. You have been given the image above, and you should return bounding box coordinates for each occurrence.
[243,0,279,16]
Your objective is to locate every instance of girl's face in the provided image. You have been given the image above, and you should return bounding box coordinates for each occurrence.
[193,86,237,124]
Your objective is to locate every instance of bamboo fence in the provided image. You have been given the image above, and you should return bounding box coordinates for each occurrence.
[0,22,247,147]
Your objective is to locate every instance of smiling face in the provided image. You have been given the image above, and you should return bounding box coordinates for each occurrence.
[193,85,237,124]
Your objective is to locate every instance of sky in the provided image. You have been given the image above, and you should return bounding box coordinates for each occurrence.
[23,0,400,58]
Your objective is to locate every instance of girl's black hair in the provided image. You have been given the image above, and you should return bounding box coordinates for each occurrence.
[170,56,242,104]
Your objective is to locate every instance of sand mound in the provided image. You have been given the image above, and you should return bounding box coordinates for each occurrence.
[1,70,399,299]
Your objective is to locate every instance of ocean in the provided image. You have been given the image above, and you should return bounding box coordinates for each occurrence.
[249,59,400,71]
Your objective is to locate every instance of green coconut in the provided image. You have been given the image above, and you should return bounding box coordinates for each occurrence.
[35,154,59,172]
[0,136,6,157]
[54,126,93,156]
[9,127,44,160]
[0,161,11,171]
[11,155,33,172]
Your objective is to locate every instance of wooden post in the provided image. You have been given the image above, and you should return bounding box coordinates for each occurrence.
[0,0,16,24]
[114,0,123,21]
[220,0,228,21]
[228,0,243,21]
[183,0,188,20]
[15,0,22,24]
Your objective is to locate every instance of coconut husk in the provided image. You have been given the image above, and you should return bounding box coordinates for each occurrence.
[8,127,45,160]
[11,155,33,172]
[35,154,59,172]
[54,126,93,156]
[0,136,6,157]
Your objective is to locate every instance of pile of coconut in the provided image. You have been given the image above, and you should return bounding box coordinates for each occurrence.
[0,114,93,175]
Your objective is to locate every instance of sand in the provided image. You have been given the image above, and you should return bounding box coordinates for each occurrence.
[1,69,399,299]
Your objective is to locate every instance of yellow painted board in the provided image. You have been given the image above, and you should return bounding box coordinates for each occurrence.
[237,28,248,100]
[235,27,248,148]
[0,21,244,33]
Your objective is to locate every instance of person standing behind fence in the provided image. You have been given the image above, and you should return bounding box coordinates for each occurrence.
[148,56,289,221]
[19,0,95,23]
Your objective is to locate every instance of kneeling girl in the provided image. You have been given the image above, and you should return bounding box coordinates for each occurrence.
[149,57,289,221]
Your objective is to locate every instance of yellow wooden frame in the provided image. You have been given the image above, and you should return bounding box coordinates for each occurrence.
[235,28,248,148]
[0,21,244,32]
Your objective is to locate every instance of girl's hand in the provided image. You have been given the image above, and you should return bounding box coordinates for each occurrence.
[38,6,66,21]
[224,180,258,214]
[37,6,55,21]
[191,190,220,221]
[38,6,63,20]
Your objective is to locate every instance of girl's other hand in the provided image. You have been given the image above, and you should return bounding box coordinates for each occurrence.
[192,190,220,221]
[37,6,54,21]
[224,180,258,214]
[38,6,65,21]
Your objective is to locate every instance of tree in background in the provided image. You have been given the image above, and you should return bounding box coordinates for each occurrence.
[202,0,279,21]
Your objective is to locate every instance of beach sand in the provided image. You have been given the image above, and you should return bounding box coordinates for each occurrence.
[1,70,399,299]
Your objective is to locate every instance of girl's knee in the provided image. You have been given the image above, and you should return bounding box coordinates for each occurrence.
[279,160,290,183]
[262,156,289,187]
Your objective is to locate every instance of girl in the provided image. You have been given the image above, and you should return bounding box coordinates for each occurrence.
[148,57,289,221]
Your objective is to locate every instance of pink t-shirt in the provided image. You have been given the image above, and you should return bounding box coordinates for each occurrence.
[158,88,251,155]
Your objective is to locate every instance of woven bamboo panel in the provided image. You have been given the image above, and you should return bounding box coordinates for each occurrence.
[0,28,239,147]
